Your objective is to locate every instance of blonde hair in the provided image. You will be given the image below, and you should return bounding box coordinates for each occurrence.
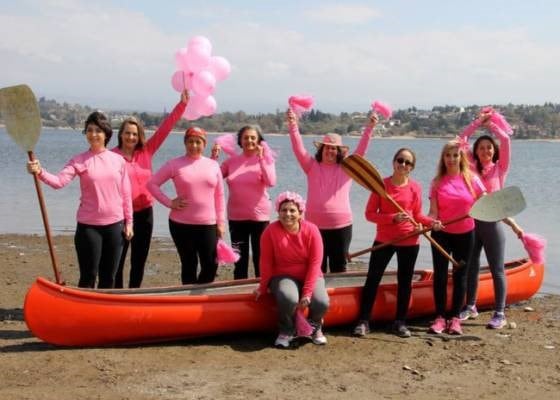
[433,140,475,196]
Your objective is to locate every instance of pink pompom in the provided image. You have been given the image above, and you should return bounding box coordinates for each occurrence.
[521,233,547,265]
[295,309,314,337]
[490,111,513,135]
[214,133,238,157]
[372,100,393,119]
[288,95,314,117]
[260,141,277,164]
[216,239,240,266]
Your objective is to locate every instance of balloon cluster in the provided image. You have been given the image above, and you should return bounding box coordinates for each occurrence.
[171,36,231,121]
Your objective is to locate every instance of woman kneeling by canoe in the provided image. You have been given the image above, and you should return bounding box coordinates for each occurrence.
[255,191,330,348]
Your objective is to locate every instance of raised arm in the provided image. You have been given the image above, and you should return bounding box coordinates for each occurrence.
[145,90,189,155]
[486,121,511,181]
[353,114,378,156]
[286,109,313,172]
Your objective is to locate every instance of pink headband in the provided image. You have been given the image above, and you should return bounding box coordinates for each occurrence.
[275,191,306,213]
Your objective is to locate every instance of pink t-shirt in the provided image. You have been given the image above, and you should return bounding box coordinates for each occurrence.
[460,121,511,193]
[112,101,186,212]
[366,178,433,246]
[221,153,276,221]
[288,123,374,229]
[39,149,132,227]
[148,155,225,225]
[259,220,323,299]
[429,174,486,234]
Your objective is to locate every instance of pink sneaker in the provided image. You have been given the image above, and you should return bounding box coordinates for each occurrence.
[429,316,446,334]
[447,317,463,335]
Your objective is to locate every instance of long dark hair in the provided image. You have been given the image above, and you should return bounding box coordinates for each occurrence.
[473,135,500,174]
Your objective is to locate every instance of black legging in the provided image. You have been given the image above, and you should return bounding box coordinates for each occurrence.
[320,224,352,273]
[169,220,218,284]
[115,206,153,288]
[229,220,269,279]
[74,221,124,288]
[358,242,419,322]
[431,229,475,318]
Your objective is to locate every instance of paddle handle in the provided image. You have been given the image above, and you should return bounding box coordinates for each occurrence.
[28,151,64,285]
[347,214,469,260]
[384,194,462,268]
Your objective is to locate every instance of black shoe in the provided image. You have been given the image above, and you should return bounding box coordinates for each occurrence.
[393,320,411,338]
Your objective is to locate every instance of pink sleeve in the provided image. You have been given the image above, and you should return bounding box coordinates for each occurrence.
[487,122,511,180]
[259,158,276,187]
[145,101,187,155]
[365,193,396,225]
[459,119,481,165]
[353,124,374,156]
[411,184,433,226]
[220,158,229,178]
[214,164,226,225]
[38,160,78,189]
[258,227,274,294]
[288,121,313,172]
[301,224,324,299]
[120,164,133,226]
[147,161,174,208]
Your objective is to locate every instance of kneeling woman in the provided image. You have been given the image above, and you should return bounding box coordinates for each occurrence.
[255,192,330,348]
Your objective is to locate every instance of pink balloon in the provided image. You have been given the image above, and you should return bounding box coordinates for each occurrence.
[185,44,211,73]
[193,95,217,117]
[171,71,195,92]
[175,47,189,71]
[183,103,201,121]
[207,56,231,82]
[191,70,216,97]
[188,36,212,53]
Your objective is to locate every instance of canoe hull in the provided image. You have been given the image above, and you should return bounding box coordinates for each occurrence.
[24,259,543,346]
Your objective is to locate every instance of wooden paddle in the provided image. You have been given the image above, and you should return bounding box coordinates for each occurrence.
[347,186,526,260]
[0,84,63,284]
[342,154,462,268]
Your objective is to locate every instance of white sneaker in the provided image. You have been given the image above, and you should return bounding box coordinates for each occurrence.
[274,334,293,348]
[312,329,327,345]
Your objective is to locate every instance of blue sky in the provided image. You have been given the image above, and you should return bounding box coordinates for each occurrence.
[1,0,560,113]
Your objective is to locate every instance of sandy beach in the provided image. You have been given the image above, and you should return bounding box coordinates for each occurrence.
[1,234,559,400]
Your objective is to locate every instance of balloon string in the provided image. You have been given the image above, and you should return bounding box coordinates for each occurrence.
[182,71,186,90]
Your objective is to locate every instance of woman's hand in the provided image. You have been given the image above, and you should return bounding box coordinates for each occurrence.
[170,197,188,210]
[298,297,311,309]
[27,160,41,175]
[253,288,261,301]
[478,109,492,126]
[393,212,411,223]
[180,89,190,104]
[217,223,225,239]
[256,144,264,159]
[211,143,221,160]
[367,113,379,128]
[431,220,443,231]
[123,225,134,241]
[286,109,297,125]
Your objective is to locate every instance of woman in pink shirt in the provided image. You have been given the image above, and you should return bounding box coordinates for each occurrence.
[27,111,133,288]
[286,109,378,273]
[458,109,513,329]
[428,140,486,335]
[255,192,329,348]
[211,125,276,279]
[148,126,225,284]
[112,90,188,288]
[353,148,435,338]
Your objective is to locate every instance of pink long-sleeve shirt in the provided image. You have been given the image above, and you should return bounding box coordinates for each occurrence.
[148,155,225,225]
[459,120,511,193]
[288,123,374,229]
[429,174,486,234]
[259,220,324,299]
[366,178,434,246]
[112,101,186,212]
[220,153,276,221]
[38,149,133,227]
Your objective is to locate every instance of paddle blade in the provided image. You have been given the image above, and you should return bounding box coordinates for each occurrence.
[341,154,387,197]
[0,84,41,152]
[470,186,526,222]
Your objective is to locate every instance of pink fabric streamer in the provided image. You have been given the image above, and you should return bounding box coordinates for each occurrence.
[371,100,393,119]
[521,233,547,265]
[216,239,240,266]
[455,135,470,153]
[214,133,238,157]
[295,309,314,337]
[288,95,315,117]
[260,141,277,164]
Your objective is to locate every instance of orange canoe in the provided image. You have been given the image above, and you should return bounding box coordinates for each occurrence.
[24,259,543,347]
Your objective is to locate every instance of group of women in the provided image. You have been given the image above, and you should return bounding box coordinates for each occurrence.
[26,96,513,348]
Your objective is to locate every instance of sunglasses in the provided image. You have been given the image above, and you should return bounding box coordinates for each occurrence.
[395,157,414,167]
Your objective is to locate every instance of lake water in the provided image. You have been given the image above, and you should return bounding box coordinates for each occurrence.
[1,128,558,293]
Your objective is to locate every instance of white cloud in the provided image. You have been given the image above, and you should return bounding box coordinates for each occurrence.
[305,4,381,25]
